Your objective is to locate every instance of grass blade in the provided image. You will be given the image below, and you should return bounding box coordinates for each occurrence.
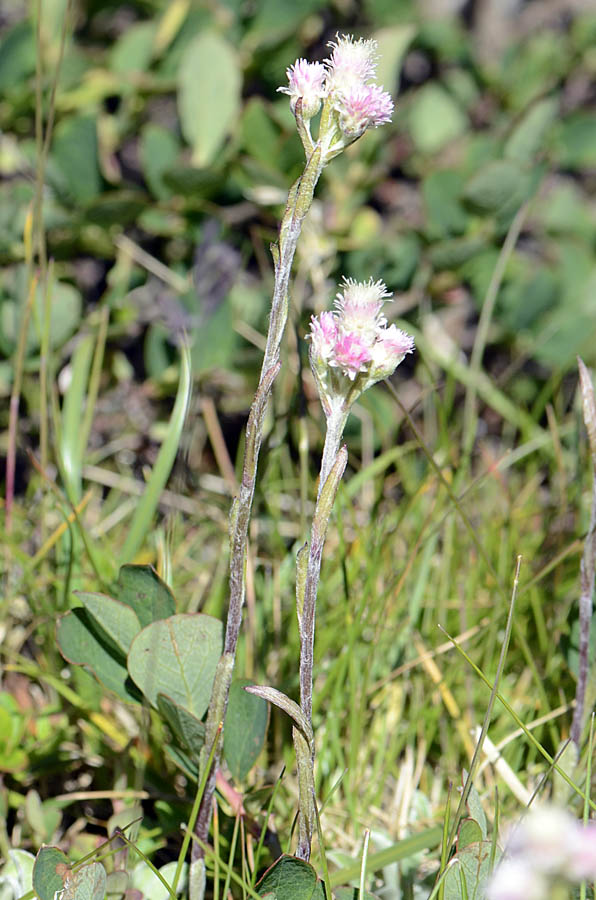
[119,344,192,563]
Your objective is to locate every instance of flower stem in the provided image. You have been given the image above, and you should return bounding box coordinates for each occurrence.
[296,437,348,860]
[192,142,327,898]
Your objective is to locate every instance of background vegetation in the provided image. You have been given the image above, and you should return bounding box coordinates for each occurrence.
[1,0,596,897]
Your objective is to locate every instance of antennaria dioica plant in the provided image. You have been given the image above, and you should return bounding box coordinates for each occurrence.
[194,34,414,894]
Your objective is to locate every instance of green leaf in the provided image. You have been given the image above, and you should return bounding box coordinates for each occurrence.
[374,24,417,93]
[0,279,82,357]
[429,237,485,270]
[178,31,242,166]
[0,849,35,898]
[76,591,142,657]
[422,170,468,238]
[244,0,324,47]
[131,860,186,900]
[114,565,176,629]
[140,124,180,199]
[157,693,206,758]
[190,297,238,374]
[51,115,101,204]
[533,267,596,367]
[505,97,558,164]
[498,268,558,331]
[0,21,36,91]
[257,855,326,900]
[223,679,268,781]
[553,112,596,169]
[56,609,143,704]
[32,847,69,900]
[165,743,198,780]
[109,21,157,75]
[457,818,484,849]
[162,165,223,196]
[62,863,106,900]
[127,614,223,716]
[409,84,467,154]
[462,160,529,215]
[465,783,488,840]
[85,190,148,226]
[240,98,282,167]
[443,841,497,900]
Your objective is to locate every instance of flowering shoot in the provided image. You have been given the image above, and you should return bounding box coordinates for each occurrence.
[309,277,414,415]
[278,33,394,155]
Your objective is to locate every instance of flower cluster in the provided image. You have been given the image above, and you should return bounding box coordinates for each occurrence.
[278,34,394,141]
[309,278,414,414]
[488,806,596,900]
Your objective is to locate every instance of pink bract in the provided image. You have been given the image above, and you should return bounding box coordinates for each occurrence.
[325,34,378,86]
[337,83,394,136]
[278,59,327,116]
[331,332,373,379]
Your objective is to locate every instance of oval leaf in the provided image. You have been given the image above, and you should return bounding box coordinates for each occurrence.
[257,855,325,900]
[127,614,222,717]
[443,841,499,900]
[177,31,241,166]
[32,846,69,900]
[76,591,141,657]
[63,863,106,900]
[157,692,206,758]
[463,160,527,214]
[114,565,176,628]
[223,679,268,781]
[56,609,142,704]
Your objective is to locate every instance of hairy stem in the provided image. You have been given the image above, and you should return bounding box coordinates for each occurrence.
[192,141,327,896]
[571,359,596,749]
[296,433,348,860]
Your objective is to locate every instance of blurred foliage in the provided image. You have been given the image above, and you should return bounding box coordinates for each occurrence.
[0,0,594,396]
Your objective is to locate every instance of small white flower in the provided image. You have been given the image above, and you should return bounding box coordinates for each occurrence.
[278,59,327,119]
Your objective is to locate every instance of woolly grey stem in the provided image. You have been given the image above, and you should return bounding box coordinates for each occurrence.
[318,403,349,500]
[192,142,327,896]
[296,439,348,860]
[571,359,596,749]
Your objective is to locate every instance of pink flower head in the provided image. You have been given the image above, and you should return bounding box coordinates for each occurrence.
[507,807,577,875]
[308,277,414,409]
[487,858,545,900]
[331,331,372,380]
[309,310,338,363]
[336,83,394,138]
[278,59,327,118]
[370,324,415,380]
[567,822,596,881]
[334,277,389,341]
[325,34,378,87]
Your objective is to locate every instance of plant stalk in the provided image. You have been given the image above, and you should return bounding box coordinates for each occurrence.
[192,137,327,896]
[295,435,348,860]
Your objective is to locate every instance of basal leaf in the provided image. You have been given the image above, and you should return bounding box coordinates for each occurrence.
[76,591,142,657]
[409,84,467,154]
[157,693,206,758]
[56,609,143,705]
[62,863,106,900]
[32,847,69,900]
[223,679,268,781]
[114,565,176,628]
[51,115,101,204]
[257,855,325,900]
[127,614,222,716]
